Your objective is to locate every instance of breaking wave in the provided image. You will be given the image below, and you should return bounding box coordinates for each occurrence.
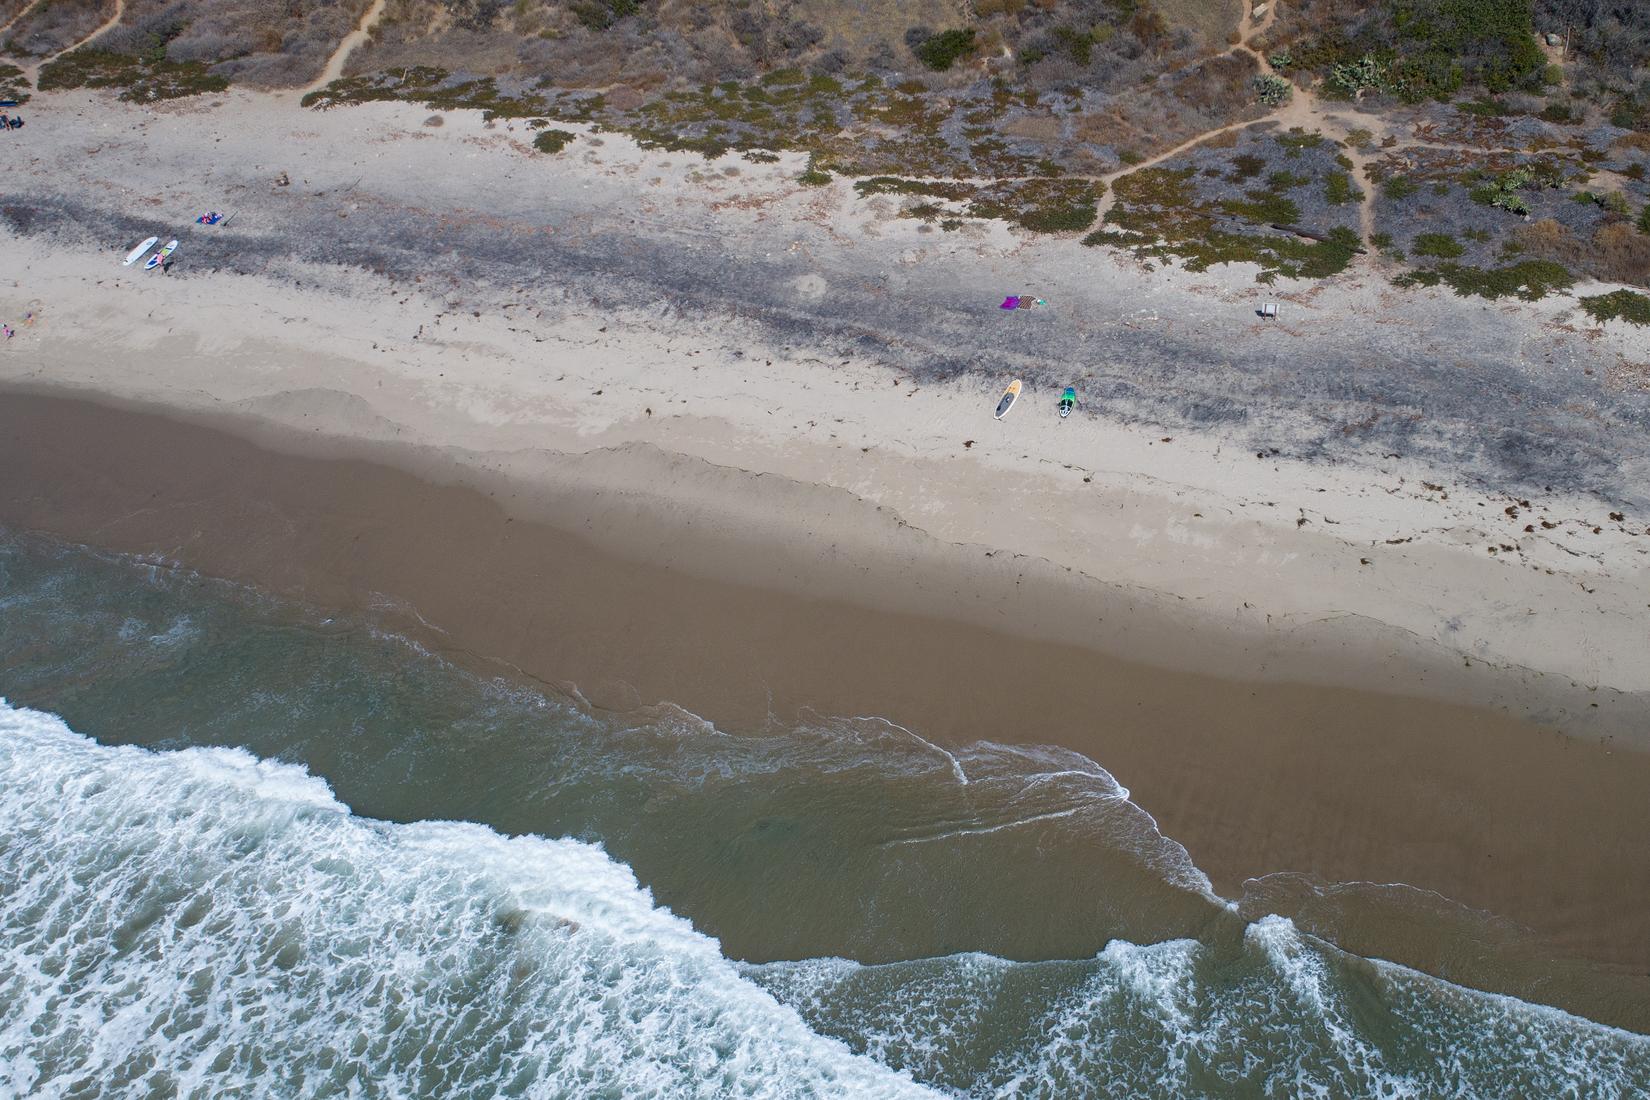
[0,702,934,1099]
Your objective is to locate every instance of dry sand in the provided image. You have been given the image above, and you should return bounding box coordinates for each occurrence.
[2,89,1649,1021]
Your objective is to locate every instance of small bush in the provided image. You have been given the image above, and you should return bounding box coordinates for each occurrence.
[1538,101,1572,123]
[1325,171,1362,205]
[1640,204,1650,234]
[1382,175,1418,200]
[1220,191,1301,225]
[1277,129,1324,157]
[1018,201,1097,233]
[1412,232,1463,258]
[0,64,30,105]
[533,129,576,153]
[1254,74,1292,106]
[798,155,831,186]
[1469,168,1533,216]
[570,0,641,32]
[1328,54,1387,97]
[1580,290,1650,325]
[38,50,229,102]
[1396,260,1573,301]
[1229,153,1266,181]
[912,28,976,72]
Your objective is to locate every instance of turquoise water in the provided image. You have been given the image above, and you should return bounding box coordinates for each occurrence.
[1,532,1645,1098]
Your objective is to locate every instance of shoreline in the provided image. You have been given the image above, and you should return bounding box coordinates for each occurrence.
[3,87,1650,1028]
[5,390,1650,994]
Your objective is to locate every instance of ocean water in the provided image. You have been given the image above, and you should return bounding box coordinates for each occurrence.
[1,531,1646,1098]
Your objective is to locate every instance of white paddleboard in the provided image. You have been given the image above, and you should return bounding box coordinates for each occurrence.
[123,236,159,266]
[144,240,178,271]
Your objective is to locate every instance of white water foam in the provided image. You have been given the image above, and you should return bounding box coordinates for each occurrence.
[0,700,937,1100]
[750,915,1650,1100]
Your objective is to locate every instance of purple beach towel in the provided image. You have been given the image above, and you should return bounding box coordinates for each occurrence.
[1000,296,1020,310]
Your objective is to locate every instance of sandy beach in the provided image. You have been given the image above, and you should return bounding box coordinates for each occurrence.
[4,88,1650,1029]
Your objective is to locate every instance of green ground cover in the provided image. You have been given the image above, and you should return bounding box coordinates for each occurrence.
[1580,290,1650,325]
[38,50,229,103]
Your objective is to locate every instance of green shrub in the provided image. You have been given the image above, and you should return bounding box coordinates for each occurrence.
[570,0,641,31]
[1051,25,1094,65]
[1609,99,1644,130]
[1397,260,1572,300]
[0,64,29,106]
[1277,129,1325,157]
[38,50,228,103]
[1412,232,1463,257]
[1220,191,1301,225]
[1372,231,1393,248]
[1579,290,1650,325]
[1387,0,1545,99]
[1468,168,1532,215]
[1537,100,1572,123]
[853,177,969,199]
[1328,54,1387,97]
[913,28,977,71]
[1254,74,1292,106]
[1017,201,1098,233]
[1382,174,1419,199]
[532,129,576,153]
[1325,171,1363,205]
[1640,203,1650,234]
[1229,153,1266,180]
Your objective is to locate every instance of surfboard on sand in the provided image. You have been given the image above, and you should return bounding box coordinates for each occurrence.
[123,237,159,266]
[994,379,1022,420]
[144,240,178,271]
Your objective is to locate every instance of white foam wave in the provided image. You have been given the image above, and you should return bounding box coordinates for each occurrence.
[0,701,936,1100]
[751,916,1650,1100]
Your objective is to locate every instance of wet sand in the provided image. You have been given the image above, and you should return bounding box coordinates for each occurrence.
[4,390,1648,1031]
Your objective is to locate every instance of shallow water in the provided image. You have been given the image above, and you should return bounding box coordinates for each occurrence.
[1,532,1645,1097]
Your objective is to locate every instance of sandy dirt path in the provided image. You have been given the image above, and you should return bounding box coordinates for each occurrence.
[305,0,388,93]
[23,0,123,81]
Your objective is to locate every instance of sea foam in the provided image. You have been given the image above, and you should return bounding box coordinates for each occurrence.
[0,701,936,1099]
[750,917,1650,1099]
